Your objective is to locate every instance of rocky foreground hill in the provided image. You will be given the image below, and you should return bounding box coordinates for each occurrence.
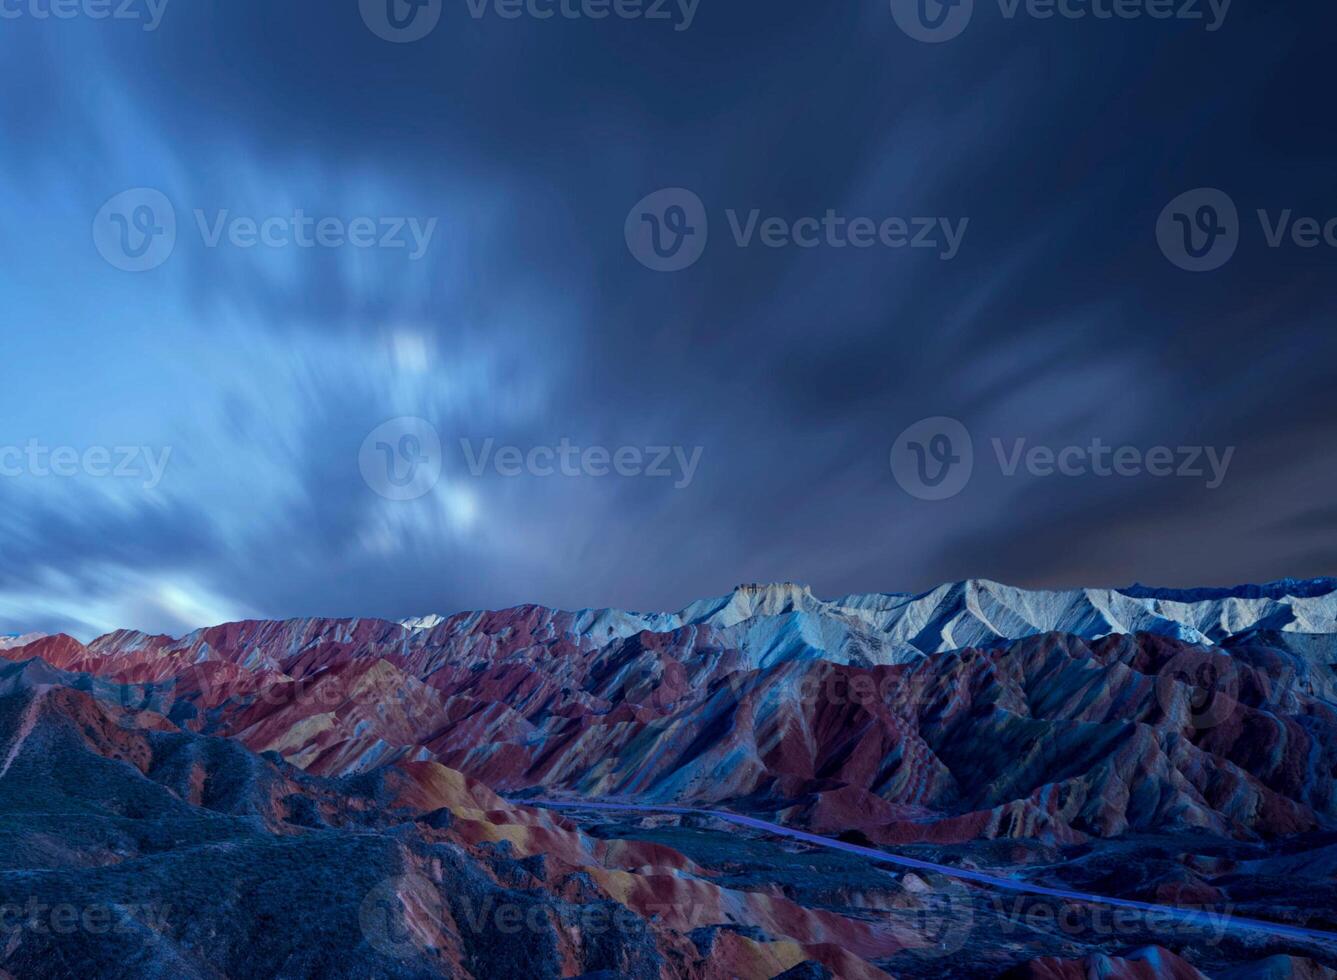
[4,579,1337,977]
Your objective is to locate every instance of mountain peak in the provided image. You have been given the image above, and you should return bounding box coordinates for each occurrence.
[730,582,816,599]
[726,582,821,612]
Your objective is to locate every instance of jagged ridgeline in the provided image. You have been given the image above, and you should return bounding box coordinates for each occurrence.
[3,579,1337,977]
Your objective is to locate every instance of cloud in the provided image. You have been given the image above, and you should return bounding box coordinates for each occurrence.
[0,2,1333,637]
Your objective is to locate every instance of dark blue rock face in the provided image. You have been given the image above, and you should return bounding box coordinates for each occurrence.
[1120,578,1337,601]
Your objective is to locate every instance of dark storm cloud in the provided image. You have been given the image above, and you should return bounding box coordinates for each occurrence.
[0,492,217,592]
[0,0,1334,638]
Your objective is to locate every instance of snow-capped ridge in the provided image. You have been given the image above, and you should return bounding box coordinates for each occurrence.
[400,614,447,633]
[41,577,1337,673]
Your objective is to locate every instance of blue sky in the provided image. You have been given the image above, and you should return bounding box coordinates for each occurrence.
[1,0,1334,639]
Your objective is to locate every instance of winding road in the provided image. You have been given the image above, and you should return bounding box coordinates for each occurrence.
[529,799,1337,947]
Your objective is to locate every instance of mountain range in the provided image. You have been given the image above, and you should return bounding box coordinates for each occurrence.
[4,579,1337,977]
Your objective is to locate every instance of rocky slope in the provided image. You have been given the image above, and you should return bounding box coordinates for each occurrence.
[4,580,1337,976]
[6,582,1336,848]
[0,675,915,979]
[2,666,1333,978]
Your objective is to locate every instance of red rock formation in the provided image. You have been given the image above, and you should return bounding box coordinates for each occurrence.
[3,617,1334,848]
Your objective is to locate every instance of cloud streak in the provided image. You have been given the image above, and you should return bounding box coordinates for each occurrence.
[0,2,1333,639]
